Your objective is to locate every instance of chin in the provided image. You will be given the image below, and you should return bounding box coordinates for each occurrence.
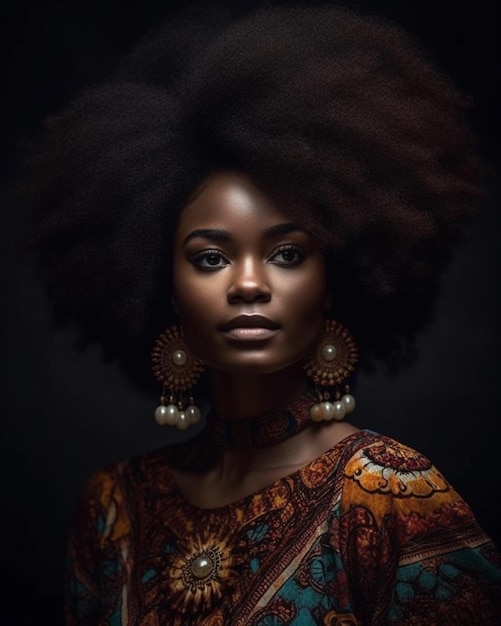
[207,354,306,377]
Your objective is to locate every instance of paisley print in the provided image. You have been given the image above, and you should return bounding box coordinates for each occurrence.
[344,440,449,498]
[65,431,501,625]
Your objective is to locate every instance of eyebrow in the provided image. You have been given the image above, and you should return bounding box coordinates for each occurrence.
[182,229,232,246]
[182,223,302,246]
[263,223,302,238]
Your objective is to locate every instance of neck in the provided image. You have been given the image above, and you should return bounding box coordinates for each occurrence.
[174,363,360,499]
[208,362,308,421]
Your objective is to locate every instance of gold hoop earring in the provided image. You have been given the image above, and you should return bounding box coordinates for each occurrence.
[303,319,358,422]
[151,325,205,430]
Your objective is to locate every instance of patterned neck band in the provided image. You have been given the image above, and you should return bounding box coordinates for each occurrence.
[208,392,317,449]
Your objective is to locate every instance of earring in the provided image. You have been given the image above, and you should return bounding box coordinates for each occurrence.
[151,325,205,430]
[303,319,358,423]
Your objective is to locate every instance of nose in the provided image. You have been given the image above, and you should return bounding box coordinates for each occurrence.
[227,256,271,304]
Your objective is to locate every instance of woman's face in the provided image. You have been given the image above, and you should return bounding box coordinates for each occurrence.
[172,170,328,375]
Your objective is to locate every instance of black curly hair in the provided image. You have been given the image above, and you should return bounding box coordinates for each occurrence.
[19,2,483,391]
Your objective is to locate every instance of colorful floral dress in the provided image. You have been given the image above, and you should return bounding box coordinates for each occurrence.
[65,430,501,625]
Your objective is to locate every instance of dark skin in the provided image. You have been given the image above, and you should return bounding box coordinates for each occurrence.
[172,171,359,508]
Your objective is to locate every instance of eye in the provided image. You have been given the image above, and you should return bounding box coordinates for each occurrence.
[191,249,229,271]
[269,244,304,267]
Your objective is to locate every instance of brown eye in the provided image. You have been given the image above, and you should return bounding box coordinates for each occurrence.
[207,253,222,265]
[270,245,304,266]
[192,250,229,271]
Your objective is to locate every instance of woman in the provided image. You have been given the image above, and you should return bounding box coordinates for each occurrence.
[22,4,500,624]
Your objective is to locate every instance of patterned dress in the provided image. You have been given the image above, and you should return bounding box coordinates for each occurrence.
[65,430,501,625]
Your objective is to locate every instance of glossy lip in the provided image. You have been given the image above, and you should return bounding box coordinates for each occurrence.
[219,315,280,331]
[219,315,280,342]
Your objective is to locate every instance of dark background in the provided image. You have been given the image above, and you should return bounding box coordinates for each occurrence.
[1,1,499,624]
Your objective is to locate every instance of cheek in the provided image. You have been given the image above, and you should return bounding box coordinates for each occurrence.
[173,255,204,310]
[173,281,214,326]
[277,266,328,354]
[172,260,199,326]
[283,266,327,322]
[172,264,222,352]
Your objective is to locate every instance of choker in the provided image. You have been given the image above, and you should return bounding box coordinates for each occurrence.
[208,392,318,449]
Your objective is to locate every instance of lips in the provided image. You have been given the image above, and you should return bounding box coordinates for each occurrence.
[219,315,280,331]
[219,315,280,341]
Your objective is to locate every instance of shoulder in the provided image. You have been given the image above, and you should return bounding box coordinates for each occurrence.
[72,447,175,544]
[337,431,490,549]
[342,431,449,500]
[79,446,174,500]
[335,435,501,623]
[339,431,462,518]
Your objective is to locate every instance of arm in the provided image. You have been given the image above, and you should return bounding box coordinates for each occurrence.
[64,464,130,626]
[338,436,501,625]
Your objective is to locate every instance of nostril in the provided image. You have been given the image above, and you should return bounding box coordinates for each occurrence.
[227,291,271,304]
[227,282,272,303]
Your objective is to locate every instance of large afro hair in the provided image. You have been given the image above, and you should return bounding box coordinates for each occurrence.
[18,2,483,391]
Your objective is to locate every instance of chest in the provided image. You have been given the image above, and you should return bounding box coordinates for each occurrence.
[97,479,357,625]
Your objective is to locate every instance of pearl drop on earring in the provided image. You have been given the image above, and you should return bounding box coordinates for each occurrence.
[186,405,202,425]
[176,411,190,431]
[165,404,181,426]
[309,403,324,422]
[309,387,356,424]
[154,399,181,427]
[332,400,346,421]
[154,404,170,426]
[154,392,203,430]
[341,393,355,414]
[322,401,335,420]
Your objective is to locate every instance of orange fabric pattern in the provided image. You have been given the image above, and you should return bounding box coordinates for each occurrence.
[65,431,501,625]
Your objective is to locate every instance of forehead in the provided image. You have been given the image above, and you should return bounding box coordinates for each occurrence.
[175,171,292,238]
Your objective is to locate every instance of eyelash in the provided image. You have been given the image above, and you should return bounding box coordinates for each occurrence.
[191,249,229,271]
[270,244,305,266]
[191,244,305,271]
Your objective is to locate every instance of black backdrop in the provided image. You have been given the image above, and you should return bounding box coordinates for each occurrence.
[1,1,499,624]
